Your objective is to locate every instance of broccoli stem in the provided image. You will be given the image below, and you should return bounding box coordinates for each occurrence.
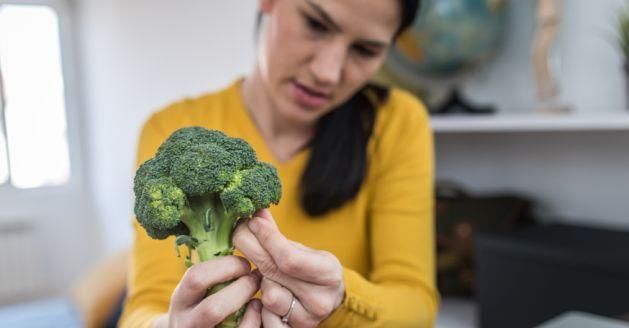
[180,194,245,328]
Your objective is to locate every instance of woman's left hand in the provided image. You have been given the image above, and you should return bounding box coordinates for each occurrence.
[233,209,345,328]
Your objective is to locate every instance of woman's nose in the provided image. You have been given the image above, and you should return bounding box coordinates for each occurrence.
[309,43,345,86]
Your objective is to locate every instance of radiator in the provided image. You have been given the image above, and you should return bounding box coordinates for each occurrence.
[0,221,47,303]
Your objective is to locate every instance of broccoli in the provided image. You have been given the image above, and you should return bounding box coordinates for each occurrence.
[133,127,282,327]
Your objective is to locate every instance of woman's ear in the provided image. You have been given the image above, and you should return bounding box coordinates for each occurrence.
[259,0,276,14]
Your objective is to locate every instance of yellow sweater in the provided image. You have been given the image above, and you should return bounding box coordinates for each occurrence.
[119,79,438,328]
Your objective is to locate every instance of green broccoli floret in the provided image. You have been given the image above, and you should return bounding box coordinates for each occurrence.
[133,127,281,327]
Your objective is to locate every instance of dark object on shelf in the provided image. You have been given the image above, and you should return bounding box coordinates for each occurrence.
[430,88,496,115]
[476,223,629,328]
[435,182,534,297]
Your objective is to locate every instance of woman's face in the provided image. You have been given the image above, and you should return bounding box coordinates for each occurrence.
[257,0,401,126]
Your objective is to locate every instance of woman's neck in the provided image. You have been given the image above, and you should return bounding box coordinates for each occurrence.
[241,70,315,162]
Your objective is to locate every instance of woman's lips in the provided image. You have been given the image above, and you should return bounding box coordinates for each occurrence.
[292,81,330,109]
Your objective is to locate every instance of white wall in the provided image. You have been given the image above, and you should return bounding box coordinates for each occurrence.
[460,0,626,113]
[438,0,629,230]
[75,0,629,257]
[0,0,98,301]
[75,0,258,253]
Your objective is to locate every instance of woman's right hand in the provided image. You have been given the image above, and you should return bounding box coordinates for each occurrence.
[153,256,262,328]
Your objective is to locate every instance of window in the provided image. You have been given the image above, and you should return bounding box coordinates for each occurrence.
[0,4,70,189]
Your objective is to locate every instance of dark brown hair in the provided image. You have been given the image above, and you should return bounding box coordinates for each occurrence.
[300,0,422,216]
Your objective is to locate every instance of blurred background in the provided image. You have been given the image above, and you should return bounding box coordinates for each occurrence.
[0,0,628,327]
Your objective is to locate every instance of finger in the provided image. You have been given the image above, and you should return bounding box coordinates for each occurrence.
[262,306,286,328]
[290,240,313,252]
[173,256,251,309]
[261,278,317,327]
[191,270,262,326]
[234,221,310,295]
[248,211,339,284]
[238,299,262,328]
[233,221,274,272]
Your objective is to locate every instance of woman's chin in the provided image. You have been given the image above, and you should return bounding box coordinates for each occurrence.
[279,100,328,125]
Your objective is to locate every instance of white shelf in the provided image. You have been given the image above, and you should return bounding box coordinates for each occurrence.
[430,112,629,133]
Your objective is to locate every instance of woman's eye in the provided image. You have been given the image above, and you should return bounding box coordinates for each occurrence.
[353,45,378,58]
[305,16,328,33]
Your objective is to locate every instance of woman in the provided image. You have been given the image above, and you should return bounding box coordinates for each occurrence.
[120,0,438,327]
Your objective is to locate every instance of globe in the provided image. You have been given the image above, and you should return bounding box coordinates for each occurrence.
[388,0,507,77]
[378,0,508,113]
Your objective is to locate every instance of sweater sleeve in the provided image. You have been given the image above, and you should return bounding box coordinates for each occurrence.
[118,112,187,328]
[320,90,439,328]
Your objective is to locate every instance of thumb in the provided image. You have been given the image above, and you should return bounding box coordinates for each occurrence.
[253,208,276,225]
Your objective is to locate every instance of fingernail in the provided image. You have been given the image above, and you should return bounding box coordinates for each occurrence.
[248,218,260,234]
[251,299,261,311]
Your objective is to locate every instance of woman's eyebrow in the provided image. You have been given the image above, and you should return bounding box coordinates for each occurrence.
[305,0,342,32]
[360,40,388,49]
[304,0,390,48]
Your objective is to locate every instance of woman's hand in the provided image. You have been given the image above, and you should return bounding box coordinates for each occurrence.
[153,256,262,328]
[233,209,345,328]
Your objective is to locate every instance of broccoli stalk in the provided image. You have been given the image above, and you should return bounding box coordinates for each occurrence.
[133,127,282,327]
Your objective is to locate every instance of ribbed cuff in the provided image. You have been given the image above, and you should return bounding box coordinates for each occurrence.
[319,268,378,328]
